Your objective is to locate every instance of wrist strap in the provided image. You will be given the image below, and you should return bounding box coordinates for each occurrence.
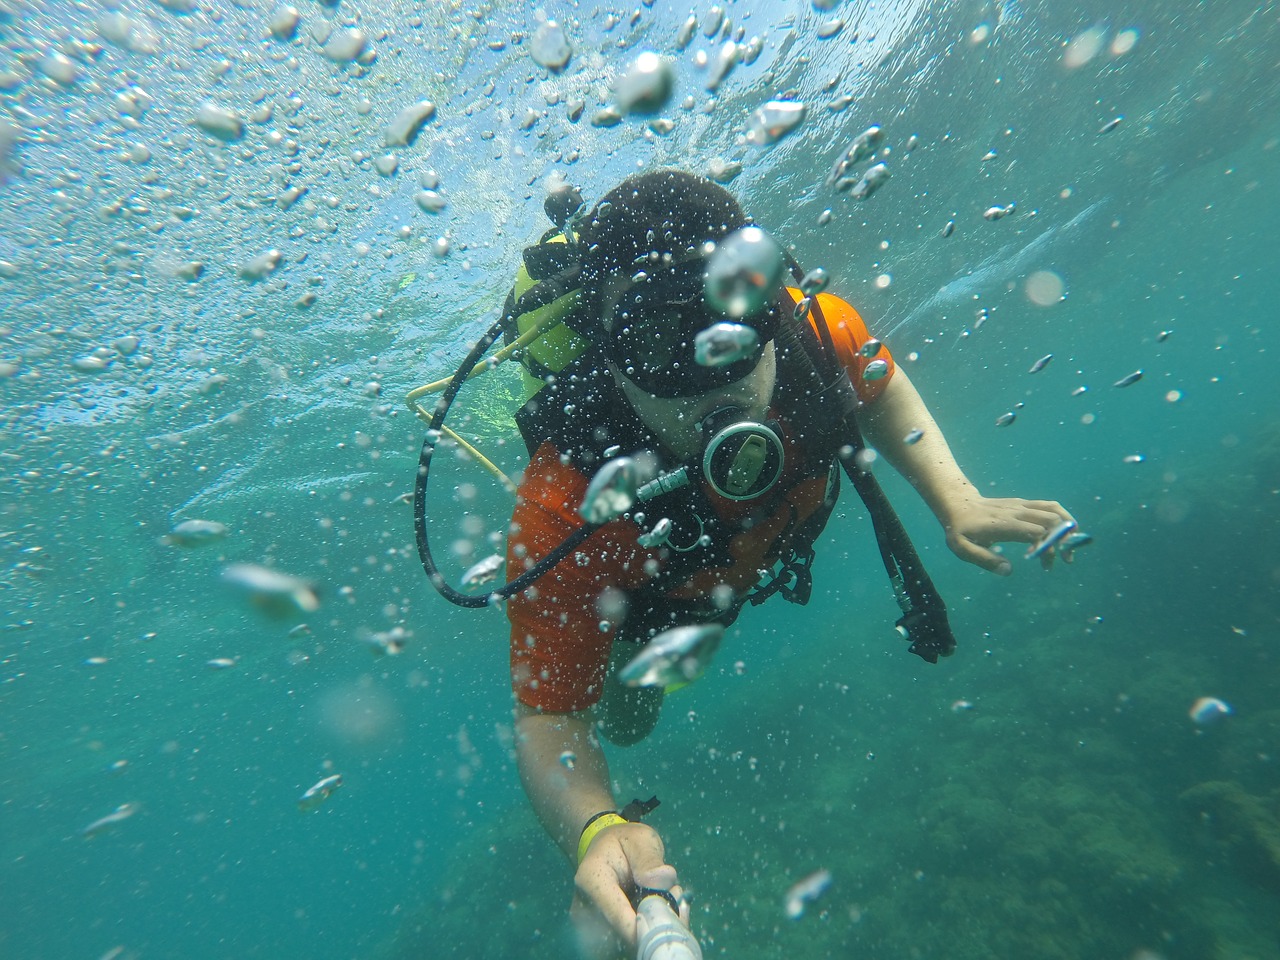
[577,811,627,865]
[631,886,682,913]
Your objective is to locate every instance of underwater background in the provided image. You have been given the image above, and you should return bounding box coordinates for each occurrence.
[2,1,1278,958]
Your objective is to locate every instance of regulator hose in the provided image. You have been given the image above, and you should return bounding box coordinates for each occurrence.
[413,318,599,607]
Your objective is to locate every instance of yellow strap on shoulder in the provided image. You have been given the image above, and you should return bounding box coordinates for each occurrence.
[577,812,628,865]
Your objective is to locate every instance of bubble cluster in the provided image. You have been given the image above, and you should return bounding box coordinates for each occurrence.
[704,227,785,318]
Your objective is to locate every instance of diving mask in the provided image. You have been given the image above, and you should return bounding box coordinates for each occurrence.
[605,259,778,398]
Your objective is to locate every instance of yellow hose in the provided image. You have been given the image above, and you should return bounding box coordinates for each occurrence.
[405,318,552,417]
[438,425,518,495]
[405,309,568,496]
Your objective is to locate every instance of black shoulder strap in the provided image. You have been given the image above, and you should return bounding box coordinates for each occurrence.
[499,263,584,344]
[794,291,958,663]
[500,228,591,350]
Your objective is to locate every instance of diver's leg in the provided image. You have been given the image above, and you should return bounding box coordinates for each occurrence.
[596,640,664,746]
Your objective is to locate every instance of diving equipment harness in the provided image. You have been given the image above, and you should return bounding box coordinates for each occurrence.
[407,209,957,663]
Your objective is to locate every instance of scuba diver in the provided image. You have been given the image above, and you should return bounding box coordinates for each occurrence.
[410,169,1076,957]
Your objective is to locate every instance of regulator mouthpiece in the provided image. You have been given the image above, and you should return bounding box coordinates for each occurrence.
[699,407,784,501]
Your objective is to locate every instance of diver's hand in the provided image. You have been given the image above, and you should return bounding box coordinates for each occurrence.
[570,821,689,959]
[940,496,1076,574]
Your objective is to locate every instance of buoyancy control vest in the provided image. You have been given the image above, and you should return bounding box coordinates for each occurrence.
[510,288,848,637]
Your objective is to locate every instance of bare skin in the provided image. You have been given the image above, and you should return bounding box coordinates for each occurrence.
[513,702,685,958]
[857,367,1075,573]
[611,342,776,461]
[514,340,1076,955]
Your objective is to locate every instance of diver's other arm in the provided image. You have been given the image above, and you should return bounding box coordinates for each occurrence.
[513,702,686,953]
[513,702,616,859]
[859,368,1075,573]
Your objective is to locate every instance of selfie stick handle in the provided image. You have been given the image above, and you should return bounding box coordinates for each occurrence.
[635,894,702,960]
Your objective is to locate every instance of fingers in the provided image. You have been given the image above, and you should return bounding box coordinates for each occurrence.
[574,824,675,948]
[946,497,1079,574]
[1020,499,1075,523]
[1010,517,1062,543]
[634,865,678,891]
[963,502,1075,545]
[949,533,1011,575]
[575,856,640,948]
[1015,500,1075,571]
[981,498,1074,527]
[1010,506,1071,535]
[954,517,1046,549]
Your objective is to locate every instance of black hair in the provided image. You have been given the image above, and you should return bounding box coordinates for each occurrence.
[576,169,749,330]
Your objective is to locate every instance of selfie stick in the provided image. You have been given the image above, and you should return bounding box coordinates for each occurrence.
[635,893,702,960]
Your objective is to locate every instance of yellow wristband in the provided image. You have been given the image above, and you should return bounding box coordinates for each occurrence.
[577,812,627,865]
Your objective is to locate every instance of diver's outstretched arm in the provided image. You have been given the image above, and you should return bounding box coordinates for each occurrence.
[513,702,688,956]
[859,367,1076,573]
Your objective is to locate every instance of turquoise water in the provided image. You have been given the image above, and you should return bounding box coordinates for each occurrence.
[2,1,1278,958]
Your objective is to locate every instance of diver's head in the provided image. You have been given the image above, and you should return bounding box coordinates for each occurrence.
[578,171,778,496]
[578,170,781,459]
[577,169,750,315]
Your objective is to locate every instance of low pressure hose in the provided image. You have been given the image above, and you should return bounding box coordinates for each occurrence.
[413,317,601,607]
[413,318,508,607]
